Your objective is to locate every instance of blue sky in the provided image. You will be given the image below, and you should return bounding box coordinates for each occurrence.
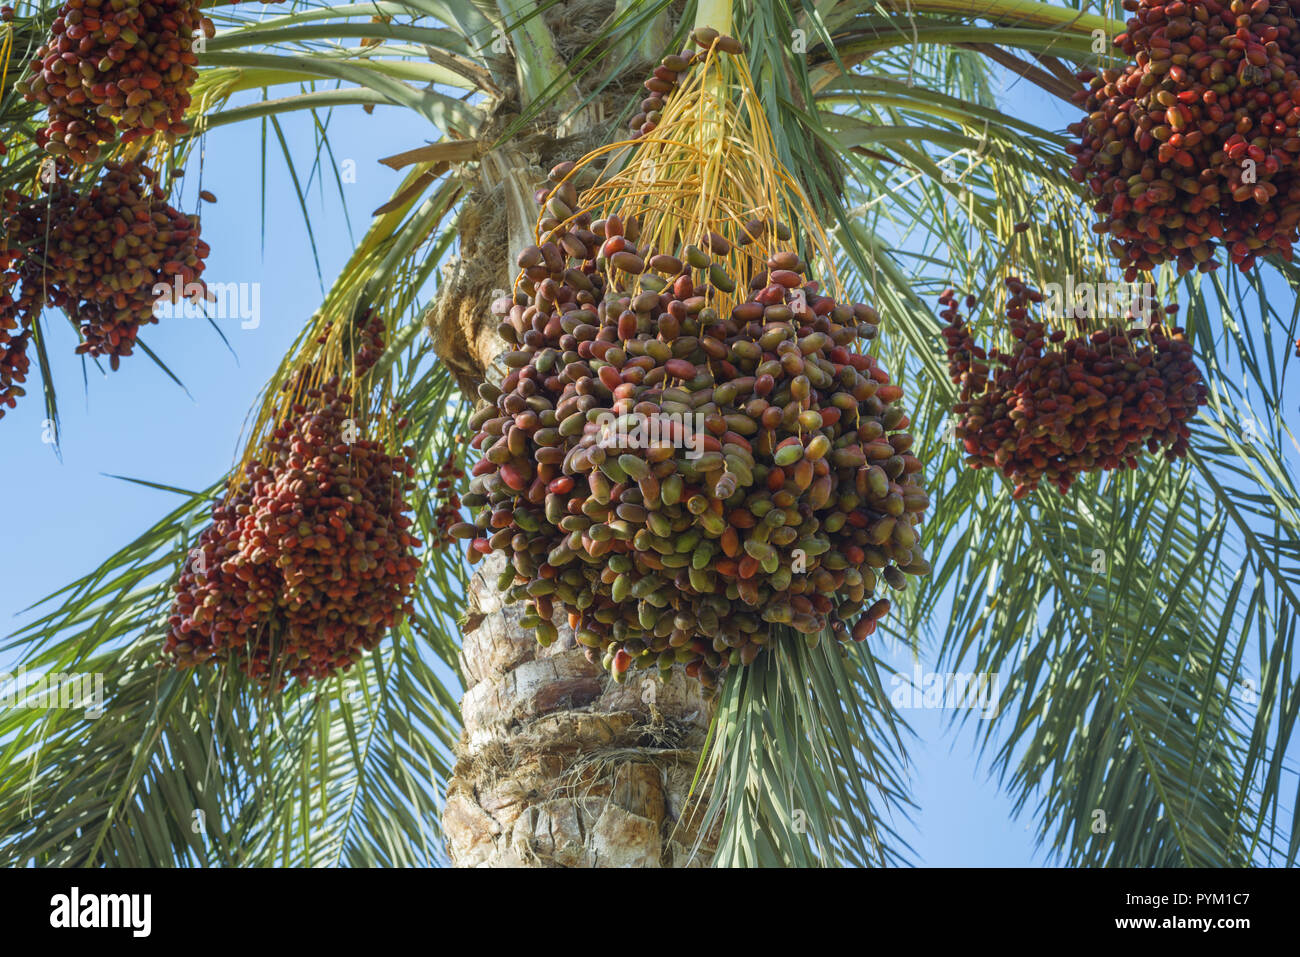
[6,39,1294,867]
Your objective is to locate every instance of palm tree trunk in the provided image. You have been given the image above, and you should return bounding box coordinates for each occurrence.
[443,552,716,866]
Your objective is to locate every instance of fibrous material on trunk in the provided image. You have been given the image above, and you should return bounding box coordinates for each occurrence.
[428,123,610,395]
[444,552,715,867]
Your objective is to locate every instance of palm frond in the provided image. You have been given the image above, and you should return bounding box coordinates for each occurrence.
[692,633,915,867]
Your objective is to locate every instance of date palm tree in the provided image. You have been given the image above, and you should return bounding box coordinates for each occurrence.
[1,0,1297,867]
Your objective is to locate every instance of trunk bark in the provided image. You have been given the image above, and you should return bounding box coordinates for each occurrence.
[443,552,716,867]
